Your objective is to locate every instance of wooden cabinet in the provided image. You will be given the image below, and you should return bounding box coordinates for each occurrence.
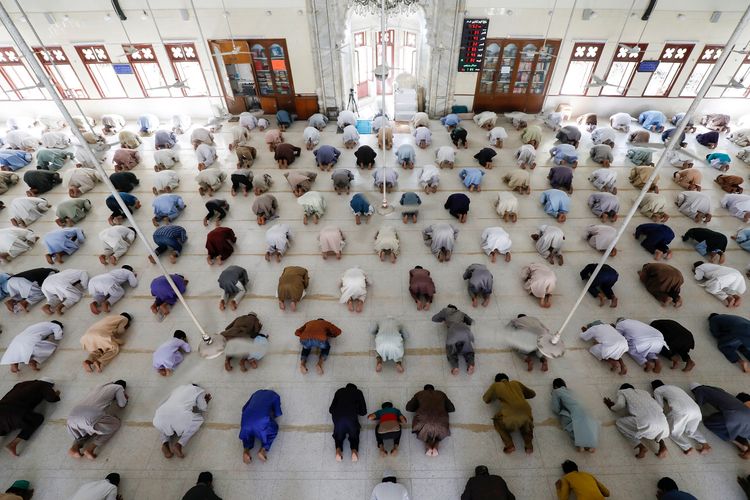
[473,39,560,113]
[249,39,295,113]
[294,94,320,120]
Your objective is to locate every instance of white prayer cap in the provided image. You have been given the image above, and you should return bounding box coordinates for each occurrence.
[38,377,55,384]
[689,382,702,390]
[382,468,396,479]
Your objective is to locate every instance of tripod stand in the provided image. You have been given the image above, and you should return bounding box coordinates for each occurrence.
[347,87,359,114]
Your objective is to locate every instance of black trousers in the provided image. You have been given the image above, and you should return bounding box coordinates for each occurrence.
[332,419,360,451]
[375,427,401,446]
[588,279,616,299]
[231,173,253,192]
[205,204,227,221]
[0,411,44,440]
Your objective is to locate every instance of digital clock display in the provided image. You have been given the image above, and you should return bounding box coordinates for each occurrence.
[458,18,489,72]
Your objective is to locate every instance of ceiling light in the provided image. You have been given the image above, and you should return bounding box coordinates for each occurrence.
[62,14,70,22]
[140,10,148,20]
[265,10,272,16]
[44,12,56,24]
[710,11,721,23]
[677,13,686,20]
[104,13,112,21]
[297,9,304,15]
[582,8,596,21]
[179,9,190,21]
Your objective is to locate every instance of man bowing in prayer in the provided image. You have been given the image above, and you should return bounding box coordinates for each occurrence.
[463,263,493,307]
[409,266,436,310]
[80,313,132,373]
[432,304,476,375]
[406,384,455,456]
[638,263,683,307]
[67,380,128,459]
[240,389,282,464]
[604,383,669,459]
[551,379,599,453]
[651,380,710,455]
[692,384,750,458]
[614,318,667,373]
[693,261,746,308]
[580,320,629,375]
[295,317,341,375]
[483,373,536,454]
[153,383,211,459]
[422,223,458,262]
[708,313,750,372]
[0,379,60,457]
[87,266,138,314]
[329,383,367,462]
[1,321,64,373]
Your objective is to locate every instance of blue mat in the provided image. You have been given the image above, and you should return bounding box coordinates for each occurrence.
[355,119,372,134]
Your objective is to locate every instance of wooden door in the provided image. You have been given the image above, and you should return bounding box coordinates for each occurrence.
[208,40,250,114]
[473,39,559,113]
[248,39,296,113]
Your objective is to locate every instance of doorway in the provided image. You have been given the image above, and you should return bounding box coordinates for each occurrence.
[345,8,424,119]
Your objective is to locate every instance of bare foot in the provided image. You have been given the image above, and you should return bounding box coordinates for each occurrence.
[299,362,308,374]
[375,360,383,373]
[68,445,82,458]
[699,443,711,454]
[258,448,267,462]
[635,444,648,459]
[161,443,173,459]
[503,445,515,454]
[351,450,358,462]
[315,361,324,374]
[467,364,475,375]
[451,367,459,376]
[82,360,94,373]
[243,450,252,464]
[335,449,343,462]
[171,442,184,458]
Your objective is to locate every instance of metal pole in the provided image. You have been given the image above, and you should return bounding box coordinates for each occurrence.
[0,2,212,343]
[378,0,390,211]
[186,0,226,107]
[540,3,750,357]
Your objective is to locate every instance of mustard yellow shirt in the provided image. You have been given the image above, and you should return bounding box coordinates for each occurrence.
[557,471,610,500]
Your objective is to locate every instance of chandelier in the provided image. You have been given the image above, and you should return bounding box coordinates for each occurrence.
[348,0,420,16]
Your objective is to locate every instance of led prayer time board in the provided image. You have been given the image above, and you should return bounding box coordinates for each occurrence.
[458,18,489,72]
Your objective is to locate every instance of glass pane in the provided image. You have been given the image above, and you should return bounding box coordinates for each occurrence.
[55,65,87,99]
[495,43,516,94]
[513,44,537,94]
[135,63,169,97]
[88,64,126,97]
[561,60,594,95]
[484,43,500,70]
[680,63,712,97]
[531,45,554,94]
[270,43,285,60]
[175,61,208,97]
[643,62,679,96]
[4,65,46,99]
[723,64,750,97]
[602,61,634,95]
[251,45,269,70]
[270,45,290,95]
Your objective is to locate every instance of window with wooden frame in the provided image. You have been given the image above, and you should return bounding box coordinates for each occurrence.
[560,42,604,95]
[723,53,750,98]
[643,43,694,97]
[681,45,723,97]
[33,46,87,99]
[600,43,648,96]
[0,46,47,100]
[75,44,126,98]
[164,42,209,97]
[125,44,170,97]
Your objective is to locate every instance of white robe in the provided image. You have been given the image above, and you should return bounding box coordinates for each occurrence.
[1,321,63,365]
[99,226,136,259]
[41,268,89,309]
[230,126,251,147]
[580,323,628,360]
[70,479,118,500]
[342,125,360,144]
[36,115,66,131]
[591,127,616,145]
[303,126,320,147]
[154,149,180,169]
[419,165,440,187]
[374,225,399,254]
[339,267,369,303]
[6,130,39,150]
[190,128,214,146]
[0,227,37,258]
[337,110,356,129]
[721,194,750,219]
[101,114,126,131]
[171,114,192,134]
[488,126,508,144]
[676,191,711,218]
[67,383,127,440]
[615,319,667,366]
[65,168,102,194]
[88,268,138,305]
[589,169,617,192]
[372,317,406,363]
[195,168,225,190]
[494,192,518,215]
[239,112,257,130]
[481,227,512,255]
[9,197,49,225]
[515,144,536,166]
[653,384,707,451]
[195,143,217,167]
[423,223,457,255]
[694,263,747,301]
[611,388,670,444]
[585,224,617,251]
[610,112,634,132]
[435,146,456,165]
[265,224,291,254]
[370,482,410,500]
[152,384,207,442]
[6,116,34,130]
[474,111,498,128]
[154,170,180,191]
[535,225,564,258]
[41,131,71,149]
[297,191,326,216]
[413,126,431,145]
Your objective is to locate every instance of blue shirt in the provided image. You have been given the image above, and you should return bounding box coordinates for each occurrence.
[541,189,570,215]
[662,490,698,500]
[550,144,578,164]
[276,110,291,125]
[240,389,282,436]
[441,114,460,127]
[153,194,185,219]
[350,193,372,214]
[153,225,187,244]
[0,272,10,300]
[150,274,186,303]
[314,145,341,165]
[736,228,750,251]
[639,110,666,129]
[107,192,138,209]
[459,168,485,187]
[0,150,32,171]
[154,130,176,148]
[395,144,415,163]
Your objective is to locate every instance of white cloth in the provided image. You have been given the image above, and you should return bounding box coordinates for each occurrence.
[70,479,118,500]
[190,127,214,146]
[580,323,628,360]
[611,388,670,444]
[154,170,180,191]
[373,317,406,362]
[339,267,369,303]
[195,168,225,190]
[677,191,711,218]
[481,227,512,255]
[41,131,71,149]
[342,124,360,143]
[488,126,508,144]
[171,114,191,133]
[65,168,102,194]
[265,224,291,254]
[494,192,518,215]
[474,111,498,128]
[413,126,431,145]
[195,143,217,167]
[239,112,257,130]
[154,149,180,169]
[9,197,49,225]
[337,110,356,129]
[6,130,39,150]
[591,127,616,145]
[371,482,411,500]
[610,112,634,132]
[230,126,251,147]
[535,225,564,258]
[41,268,89,309]
[374,225,399,254]
[589,168,617,192]
[694,263,747,301]
[435,146,456,165]
[721,194,750,219]
[0,227,37,258]
[585,224,617,251]
[152,384,207,445]
[419,165,440,187]
[653,384,707,451]
[423,223,457,255]
[1,321,63,365]
[88,268,138,305]
[297,191,326,216]
[515,144,536,166]
[67,383,127,440]
[615,319,667,366]
[303,126,320,146]
[99,226,135,259]
[411,112,429,128]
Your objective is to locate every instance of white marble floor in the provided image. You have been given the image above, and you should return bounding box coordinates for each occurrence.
[0,110,749,499]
